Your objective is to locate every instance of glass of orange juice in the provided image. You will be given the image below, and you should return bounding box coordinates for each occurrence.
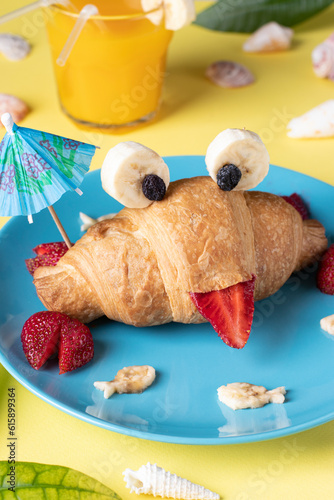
[45,0,173,130]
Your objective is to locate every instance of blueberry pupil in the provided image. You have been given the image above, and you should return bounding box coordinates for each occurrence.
[216,164,242,191]
[142,174,166,201]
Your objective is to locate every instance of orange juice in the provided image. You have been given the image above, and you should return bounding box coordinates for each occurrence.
[46,0,173,129]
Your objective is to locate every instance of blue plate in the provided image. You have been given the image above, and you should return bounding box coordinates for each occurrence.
[0,156,334,445]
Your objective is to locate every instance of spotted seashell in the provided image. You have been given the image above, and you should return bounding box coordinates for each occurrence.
[123,462,220,499]
[205,61,255,88]
[0,34,31,61]
[0,94,29,126]
[243,22,293,53]
[312,32,334,80]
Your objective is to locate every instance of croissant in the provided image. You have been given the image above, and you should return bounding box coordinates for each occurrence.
[33,176,327,334]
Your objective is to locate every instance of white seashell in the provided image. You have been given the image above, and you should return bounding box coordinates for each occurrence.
[0,94,29,126]
[287,100,334,138]
[205,61,255,88]
[243,22,293,53]
[94,365,156,399]
[123,462,220,499]
[312,32,334,80]
[0,34,31,61]
[79,211,116,231]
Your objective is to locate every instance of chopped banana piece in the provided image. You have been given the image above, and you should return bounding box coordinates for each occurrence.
[79,211,116,232]
[320,314,334,335]
[141,0,195,30]
[205,128,270,191]
[94,365,156,399]
[218,382,286,410]
[101,141,170,208]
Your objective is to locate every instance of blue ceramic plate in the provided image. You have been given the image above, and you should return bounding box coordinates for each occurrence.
[0,156,333,445]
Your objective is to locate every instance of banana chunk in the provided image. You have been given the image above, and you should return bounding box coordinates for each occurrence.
[141,0,196,30]
[101,141,170,208]
[205,129,270,191]
[218,382,286,410]
[94,365,156,399]
[320,314,334,335]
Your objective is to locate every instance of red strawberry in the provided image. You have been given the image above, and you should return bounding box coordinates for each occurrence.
[317,244,334,295]
[25,241,70,276]
[21,311,94,373]
[33,241,69,256]
[190,276,256,349]
[281,193,309,220]
[58,317,94,374]
[21,311,63,370]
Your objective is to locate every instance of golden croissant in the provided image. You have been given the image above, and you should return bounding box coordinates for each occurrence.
[33,176,327,347]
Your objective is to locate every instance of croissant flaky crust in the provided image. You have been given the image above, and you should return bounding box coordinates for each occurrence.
[33,177,327,326]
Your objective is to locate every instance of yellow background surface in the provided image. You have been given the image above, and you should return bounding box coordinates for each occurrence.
[1,1,334,499]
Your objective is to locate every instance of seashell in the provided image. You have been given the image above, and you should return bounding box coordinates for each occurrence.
[205,61,255,88]
[123,462,220,499]
[0,93,29,126]
[287,100,334,138]
[243,22,293,53]
[79,211,116,232]
[312,32,334,80]
[94,365,156,399]
[0,34,31,61]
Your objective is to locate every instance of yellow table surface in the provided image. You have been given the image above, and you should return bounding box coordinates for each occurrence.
[1,1,334,499]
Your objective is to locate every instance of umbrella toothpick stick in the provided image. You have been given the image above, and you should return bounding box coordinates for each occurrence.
[48,206,73,249]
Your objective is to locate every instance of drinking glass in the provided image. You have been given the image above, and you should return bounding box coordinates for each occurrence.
[46,1,173,129]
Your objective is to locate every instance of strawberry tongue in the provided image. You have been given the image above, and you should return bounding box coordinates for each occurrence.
[190,276,256,349]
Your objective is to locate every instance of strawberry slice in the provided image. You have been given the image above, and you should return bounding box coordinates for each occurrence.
[281,193,309,220]
[21,311,94,373]
[190,276,256,349]
[33,241,69,256]
[21,311,63,370]
[317,243,334,295]
[58,316,94,374]
[25,241,70,276]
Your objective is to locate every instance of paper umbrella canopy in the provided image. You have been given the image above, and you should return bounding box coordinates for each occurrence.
[0,113,97,245]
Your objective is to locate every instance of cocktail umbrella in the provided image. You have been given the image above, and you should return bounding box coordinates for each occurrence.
[0,113,97,248]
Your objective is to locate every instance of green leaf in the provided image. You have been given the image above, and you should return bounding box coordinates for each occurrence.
[0,461,122,499]
[194,0,334,32]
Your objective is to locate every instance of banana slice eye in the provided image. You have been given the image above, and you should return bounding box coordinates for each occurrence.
[101,141,170,208]
[205,129,270,192]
